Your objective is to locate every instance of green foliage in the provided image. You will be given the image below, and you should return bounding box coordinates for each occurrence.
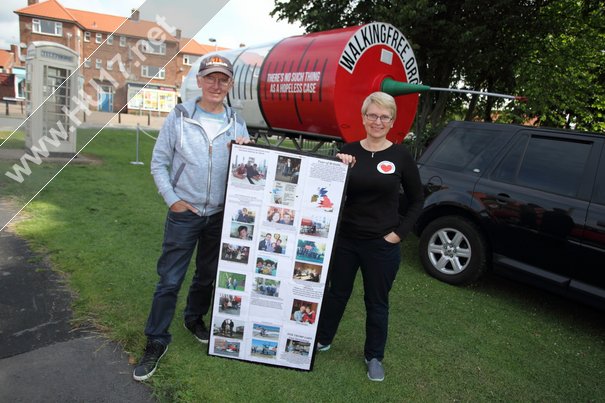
[5,129,605,401]
[271,0,605,133]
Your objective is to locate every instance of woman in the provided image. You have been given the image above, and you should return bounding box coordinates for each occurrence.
[268,211,281,223]
[316,91,424,382]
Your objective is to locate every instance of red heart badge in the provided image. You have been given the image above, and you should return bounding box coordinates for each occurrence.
[377,161,395,174]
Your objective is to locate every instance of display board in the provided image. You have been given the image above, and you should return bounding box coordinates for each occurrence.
[208,143,349,370]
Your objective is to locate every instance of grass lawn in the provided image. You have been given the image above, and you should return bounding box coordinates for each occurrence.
[1,128,604,402]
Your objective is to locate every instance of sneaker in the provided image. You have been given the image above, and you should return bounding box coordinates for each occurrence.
[133,340,168,381]
[317,342,331,352]
[365,358,385,382]
[185,318,210,343]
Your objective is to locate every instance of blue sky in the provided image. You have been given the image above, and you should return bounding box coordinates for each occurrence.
[1,0,304,50]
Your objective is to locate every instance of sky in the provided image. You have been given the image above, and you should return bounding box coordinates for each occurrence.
[0,0,305,50]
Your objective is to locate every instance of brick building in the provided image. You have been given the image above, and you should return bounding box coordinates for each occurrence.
[14,0,225,114]
[0,45,26,101]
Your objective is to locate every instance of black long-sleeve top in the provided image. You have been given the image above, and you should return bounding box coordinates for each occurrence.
[338,141,424,240]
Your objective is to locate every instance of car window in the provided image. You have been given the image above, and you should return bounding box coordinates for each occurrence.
[592,150,605,205]
[493,134,592,197]
[428,127,510,172]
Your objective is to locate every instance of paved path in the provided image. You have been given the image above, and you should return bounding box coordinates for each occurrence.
[0,177,154,401]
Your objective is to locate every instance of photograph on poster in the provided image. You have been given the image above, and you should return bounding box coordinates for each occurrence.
[232,207,256,224]
[230,222,254,241]
[285,338,311,356]
[296,240,326,264]
[271,181,297,207]
[307,185,335,212]
[255,257,278,276]
[252,323,280,340]
[275,155,302,184]
[299,215,331,238]
[213,338,241,357]
[290,299,318,325]
[217,293,243,316]
[220,243,250,264]
[292,261,322,283]
[251,339,278,358]
[231,155,268,186]
[213,317,244,339]
[252,277,280,297]
[265,207,296,226]
[218,271,246,291]
[257,232,288,255]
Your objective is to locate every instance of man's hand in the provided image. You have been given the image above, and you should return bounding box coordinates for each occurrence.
[170,200,198,214]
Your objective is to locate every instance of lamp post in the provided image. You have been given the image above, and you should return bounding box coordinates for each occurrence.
[209,37,217,51]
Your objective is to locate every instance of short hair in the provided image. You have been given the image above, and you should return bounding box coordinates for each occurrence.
[361,91,397,118]
[238,225,247,232]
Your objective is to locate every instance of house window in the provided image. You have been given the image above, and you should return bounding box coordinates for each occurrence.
[142,41,166,55]
[141,65,165,79]
[96,33,103,44]
[32,18,62,36]
[183,54,198,66]
[107,60,113,70]
[84,31,90,42]
[84,59,91,68]
[119,36,126,47]
[107,35,113,45]
[95,59,102,69]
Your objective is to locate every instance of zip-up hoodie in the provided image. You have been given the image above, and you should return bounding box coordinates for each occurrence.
[150,97,249,216]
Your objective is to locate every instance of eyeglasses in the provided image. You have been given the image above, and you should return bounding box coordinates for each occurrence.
[201,75,231,88]
[365,113,393,123]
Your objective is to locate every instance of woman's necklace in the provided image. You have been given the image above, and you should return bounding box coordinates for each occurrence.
[362,139,390,158]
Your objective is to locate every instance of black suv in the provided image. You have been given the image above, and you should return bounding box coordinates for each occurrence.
[414,121,605,310]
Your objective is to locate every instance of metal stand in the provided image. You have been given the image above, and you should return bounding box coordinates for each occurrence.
[130,123,144,165]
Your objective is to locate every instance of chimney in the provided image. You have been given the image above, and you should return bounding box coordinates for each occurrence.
[175,29,181,39]
[10,44,22,66]
[130,9,140,21]
[28,0,39,6]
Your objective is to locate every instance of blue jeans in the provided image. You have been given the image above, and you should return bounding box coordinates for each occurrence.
[317,236,400,361]
[144,210,222,345]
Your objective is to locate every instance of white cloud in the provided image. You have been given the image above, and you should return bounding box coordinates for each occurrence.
[194,0,304,48]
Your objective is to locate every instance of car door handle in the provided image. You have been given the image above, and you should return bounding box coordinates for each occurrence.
[495,193,511,204]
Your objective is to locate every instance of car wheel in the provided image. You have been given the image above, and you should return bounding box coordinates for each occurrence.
[418,216,487,285]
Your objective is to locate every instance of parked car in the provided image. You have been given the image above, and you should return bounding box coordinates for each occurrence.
[414,121,605,310]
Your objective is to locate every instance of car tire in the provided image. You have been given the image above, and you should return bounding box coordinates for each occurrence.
[418,216,487,285]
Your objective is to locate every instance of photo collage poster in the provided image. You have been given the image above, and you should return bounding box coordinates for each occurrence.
[209,143,349,370]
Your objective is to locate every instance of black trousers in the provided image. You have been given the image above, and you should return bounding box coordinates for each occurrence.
[317,236,400,361]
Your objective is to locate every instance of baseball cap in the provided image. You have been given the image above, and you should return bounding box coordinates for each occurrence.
[198,55,233,78]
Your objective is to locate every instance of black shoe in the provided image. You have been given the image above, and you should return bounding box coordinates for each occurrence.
[133,340,168,381]
[185,318,210,343]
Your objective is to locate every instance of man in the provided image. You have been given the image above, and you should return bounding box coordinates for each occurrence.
[279,212,293,225]
[258,233,273,252]
[133,55,250,382]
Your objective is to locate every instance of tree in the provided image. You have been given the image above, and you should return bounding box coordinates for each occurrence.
[506,0,605,132]
[271,0,605,139]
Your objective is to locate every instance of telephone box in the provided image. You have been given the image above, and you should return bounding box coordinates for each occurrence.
[25,41,79,156]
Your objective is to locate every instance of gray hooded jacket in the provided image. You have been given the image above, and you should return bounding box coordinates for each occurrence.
[150,97,249,216]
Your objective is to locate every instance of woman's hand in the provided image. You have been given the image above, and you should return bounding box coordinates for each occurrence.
[336,153,356,167]
[383,232,401,244]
